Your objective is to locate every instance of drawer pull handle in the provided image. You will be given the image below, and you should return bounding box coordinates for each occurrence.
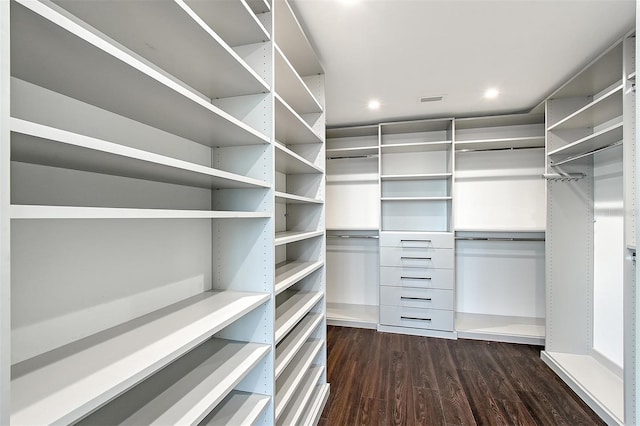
[401,239,432,242]
[401,276,432,280]
[401,256,432,260]
[401,296,432,301]
[401,316,432,322]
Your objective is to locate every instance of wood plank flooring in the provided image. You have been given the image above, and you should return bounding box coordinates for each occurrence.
[319,326,605,426]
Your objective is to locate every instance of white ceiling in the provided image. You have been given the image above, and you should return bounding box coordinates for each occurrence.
[290,0,635,127]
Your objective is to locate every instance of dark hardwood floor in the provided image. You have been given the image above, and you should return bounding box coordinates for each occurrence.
[319,326,605,426]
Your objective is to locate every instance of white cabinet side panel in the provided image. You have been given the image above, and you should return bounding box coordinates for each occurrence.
[593,147,624,368]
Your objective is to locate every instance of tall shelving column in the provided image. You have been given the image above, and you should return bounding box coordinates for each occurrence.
[325,125,380,329]
[542,34,631,425]
[4,0,279,424]
[273,0,329,424]
[453,113,546,345]
[377,118,456,339]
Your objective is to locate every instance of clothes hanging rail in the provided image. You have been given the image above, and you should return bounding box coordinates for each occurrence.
[543,172,586,181]
[327,154,379,160]
[549,140,623,167]
[455,145,544,153]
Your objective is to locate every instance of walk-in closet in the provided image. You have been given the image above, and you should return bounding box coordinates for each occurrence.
[0,0,638,425]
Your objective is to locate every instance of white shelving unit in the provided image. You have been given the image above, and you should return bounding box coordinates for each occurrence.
[453,113,546,345]
[1,0,328,424]
[272,0,329,423]
[543,34,634,426]
[326,125,380,329]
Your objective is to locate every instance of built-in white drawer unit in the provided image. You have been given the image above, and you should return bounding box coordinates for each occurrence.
[380,286,453,310]
[379,247,454,269]
[379,232,454,249]
[379,305,454,331]
[379,266,454,290]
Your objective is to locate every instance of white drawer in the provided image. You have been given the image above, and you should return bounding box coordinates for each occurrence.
[380,247,454,269]
[379,305,454,331]
[380,286,454,310]
[379,232,454,249]
[380,267,454,290]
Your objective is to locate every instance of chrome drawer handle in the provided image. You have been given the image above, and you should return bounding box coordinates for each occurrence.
[401,296,432,301]
[401,239,432,242]
[401,316,432,322]
[400,276,432,280]
[401,256,431,260]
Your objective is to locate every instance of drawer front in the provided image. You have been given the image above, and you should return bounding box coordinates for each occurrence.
[380,232,454,249]
[380,267,454,290]
[379,305,454,331]
[380,286,454,310]
[380,247,454,269]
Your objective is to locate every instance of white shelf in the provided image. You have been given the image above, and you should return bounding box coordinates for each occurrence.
[275,44,322,114]
[275,141,323,175]
[10,290,270,425]
[455,312,545,345]
[275,260,324,295]
[184,0,270,47]
[277,365,324,426]
[79,339,270,425]
[274,230,324,246]
[542,351,623,425]
[547,121,623,160]
[547,84,623,131]
[326,146,379,158]
[11,118,270,190]
[11,205,271,220]
[629,71,637,80]
[275,291,324,343]
[297,382,330,426]
[273,0,322,76]
[276,313,324,378]
[381,196,452,201]
[53,0,269,98]
[455,136,545,151]
[12,1,269,147]
[275,191,323,205]
[201,391,270,426]
[246,0,271,14]
[275,340,323,420]
[380,140,452,153]
[275,94,323,145]
[381,173,452,181]
[326,302,378,329]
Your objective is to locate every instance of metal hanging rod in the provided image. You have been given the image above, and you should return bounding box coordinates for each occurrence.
[327,235,379,239]
[327,154,378,160]
[456,146,544,153]
[543,172,586,181]
[455,237,545,242]
[549,141,623,167]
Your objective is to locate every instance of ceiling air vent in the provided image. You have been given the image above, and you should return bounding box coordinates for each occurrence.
[419,95,444,103]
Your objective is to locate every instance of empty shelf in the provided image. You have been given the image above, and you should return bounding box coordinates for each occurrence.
[275,340,323,420]
[184,0,270,47]
[273,0,322,76]
[547,121,623,160]
[11,206,271,220]
[381,173,452,181]
[11,118,270,190]
[276,313,324,378]
[247,0,271,14]
[52,0,269,98]
[275,44,322,114]
[200,391,270,425]
[275,141,324,174]
[275,260,324,295]
[381,196,452,201]
[275,291,323,343]
[380,141,452,153]
[326,302,378,329]
[455,312,545,345]
[10,290,270,425]
[277,365,324,425]
[298,382,330,426]
[274,230,324,246]
[548,84,623,131]
[275,94,323,145]
[275,191,323,204]
[78,339,270,425]
[12,1,269,147]
[455,136,545,151]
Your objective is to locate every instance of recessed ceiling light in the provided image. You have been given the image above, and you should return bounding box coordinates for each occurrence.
[484,88,500,99]
[368,99,381,110]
